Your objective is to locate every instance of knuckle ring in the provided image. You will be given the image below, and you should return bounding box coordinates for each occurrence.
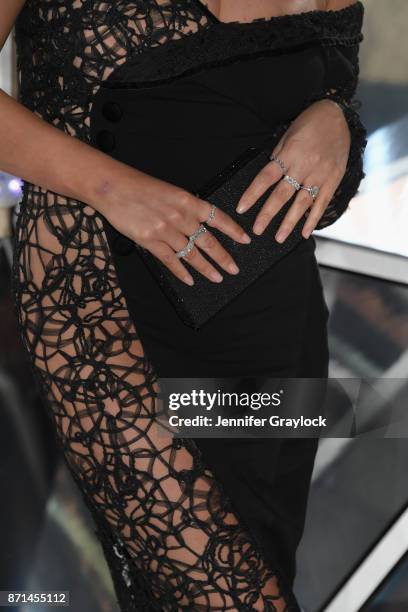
[270,154,288,174]
[283,174,302,191]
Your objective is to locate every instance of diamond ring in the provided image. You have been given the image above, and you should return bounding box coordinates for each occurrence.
[283,174,302,191]
[175,223,207,259]
[176,237,195,259]
[301,184,320,202]
[190,224,207,242]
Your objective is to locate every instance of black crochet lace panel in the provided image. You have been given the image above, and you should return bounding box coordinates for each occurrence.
[11,2,365,610]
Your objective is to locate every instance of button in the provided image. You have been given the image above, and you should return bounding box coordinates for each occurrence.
[102,101,123,123]
[112,234,136,256]
[96,129,116,153]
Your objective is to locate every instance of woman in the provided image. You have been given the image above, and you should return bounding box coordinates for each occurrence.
[1,0,366,610]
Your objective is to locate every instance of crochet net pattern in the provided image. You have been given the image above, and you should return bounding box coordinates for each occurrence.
[12,2,366,610]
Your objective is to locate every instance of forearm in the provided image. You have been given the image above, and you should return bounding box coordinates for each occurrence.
[0,88,139,214]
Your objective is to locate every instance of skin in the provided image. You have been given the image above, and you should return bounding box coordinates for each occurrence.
[0,0,357,287]
[206,0,329,22]
[237,97,352,241]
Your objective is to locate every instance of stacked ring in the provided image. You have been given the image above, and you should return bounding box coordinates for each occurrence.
[283,174,320,202]
[175,205,217,259]
[270,154,320,202]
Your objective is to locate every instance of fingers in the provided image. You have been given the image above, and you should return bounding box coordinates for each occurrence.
[273,188,313,243]
[143,191,250,285]
[235,160,283,214]
[195,199,251,245]
[252,176,302,236]
[193,228,240,275]
[150,225,242,286]
[247,155,339,239]
[301,185,337,239]
[170,218,241,278]
[172,227,240,280]
[175,193,251,244]
[274,177,340,242]
[150,242,196,286]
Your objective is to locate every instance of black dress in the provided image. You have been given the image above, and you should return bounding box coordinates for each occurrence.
[12,2,366,610]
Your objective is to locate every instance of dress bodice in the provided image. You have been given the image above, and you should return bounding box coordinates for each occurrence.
[89,44,329,191]
[14,0,363,143]
[14,0,367,229]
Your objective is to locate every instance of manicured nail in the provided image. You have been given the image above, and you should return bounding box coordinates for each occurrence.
[253,223,265,235]
[236,196,247,211]
[242,233,251,243]
[275,230,287,243]
[228,262,240,274]
[184,276,194,286]
[211,271,223,283]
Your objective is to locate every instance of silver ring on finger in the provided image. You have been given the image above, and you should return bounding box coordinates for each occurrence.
[175,237,195,259]
[270,154,288,174]
[175,223,207,259]
[300,184,320,202]
[283,174,302,191]
[189,223,207,242]
[205,204,217,224]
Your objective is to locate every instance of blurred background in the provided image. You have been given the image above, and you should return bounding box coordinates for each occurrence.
[1,1,407,611]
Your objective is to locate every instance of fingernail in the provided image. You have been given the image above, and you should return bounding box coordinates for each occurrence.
[184,276,194,286]
[242,233,251,243]
[228,262,240,274]
[211,271,224,283]
[236,204,246,214]
[236,196,247,211]
[303,229,311,239]
[275,230,287,243]
[253,223,265,235]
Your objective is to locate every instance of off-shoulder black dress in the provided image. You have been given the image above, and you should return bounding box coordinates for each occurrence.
[12,1,366,610]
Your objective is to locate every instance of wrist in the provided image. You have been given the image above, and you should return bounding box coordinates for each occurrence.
[84,155,137,216]
[310,98,351,131]
[314,96,348,115]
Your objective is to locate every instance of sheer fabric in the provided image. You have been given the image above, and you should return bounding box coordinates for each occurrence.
[12,1,365,610]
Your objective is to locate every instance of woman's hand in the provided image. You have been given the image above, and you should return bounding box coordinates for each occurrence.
[94,167,251,287]
[235,98,351,241]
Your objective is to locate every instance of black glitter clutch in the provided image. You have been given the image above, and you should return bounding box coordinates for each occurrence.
[134,126,308,329]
